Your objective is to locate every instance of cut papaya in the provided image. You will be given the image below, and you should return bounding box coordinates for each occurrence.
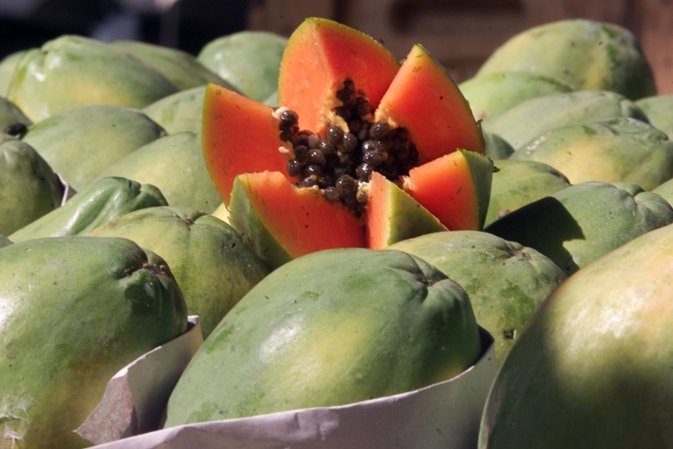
[403,150,493,230]
[366,171,447,249]
[229,171,365,268]
[202,17,489,266]
[375,44,485,162]
[202,84,288,203]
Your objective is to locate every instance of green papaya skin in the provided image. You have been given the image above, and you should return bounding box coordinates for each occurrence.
[197,31,287,102]
[0,50,28,96]
[636,94,673,139]
[486,181,673,274]
[0,96,31,133]
[0,137,65,235]
[22,104,166,190]
[482,131,514,160]
[512,117,673,190]
[99,132,222,212]
[389,231,566,364]
[482,90,648,150]
[88,206,269,338]
[0,234,11,247]
[0,236,188,449]
[476,19,656,100]
[479,222,673,449]
[142,86,205,135]
[485,159,570,227]
[7,35,179,122]
[164,248,482,425]
[9,176,167,242]
[111,40,229,91]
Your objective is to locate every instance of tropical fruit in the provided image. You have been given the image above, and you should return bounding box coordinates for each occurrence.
[88,206,269,337]
[511,117,673,190]
[486,181,673,274]
[0,136,65,235]
[475,18,656,100]
[485,159,570,227]
[198,30,288,102]
[0,50,27,96]
[389,230,566,363]
[164,248,482,425]
[204,18,489,268]
[479,222,673,449]
[482,131,514,160]
[0,96,30,134]
[99,132,222,212]
[0,236,188,449]
[7,35,179,122]
[142,86,205,135]
[459,71,571,121]
[111,40,228,90]
[0,234,11,247]
[482,90,647,150]
[8,176,167,242]
[22,104,166,190]
[636,94,673,139]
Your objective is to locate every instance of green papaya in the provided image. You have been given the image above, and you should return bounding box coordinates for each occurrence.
[111,40,228,91]
[88,206,269,337]
[164,248,482,425]
[511,117,673,190]
[636,94,673,139]
[483,131,514,160]
[0,236,188,449]
[485,159,571,228]
[479,221,673,449]
[476,19,656,100]
[0,50,27,96]
[652,177,673,207]
[142,86,205,135]
[482,90,647,150]
[99,132,221,212]
[7,35,179,122]
[22,104,166,190]
[0,137,65,235]
[9,176,167,242]
[486,181,673,274]
[197,30,287,102]
[0,96,30,134]
[0,234,11,247]
[389,231,566,364]
[459,71,571,121]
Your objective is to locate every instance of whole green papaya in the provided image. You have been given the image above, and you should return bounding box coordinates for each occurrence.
[0,236,188,449]
[164,248,482,425]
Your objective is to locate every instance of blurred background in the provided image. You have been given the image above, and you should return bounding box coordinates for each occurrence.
[0,0,671,92]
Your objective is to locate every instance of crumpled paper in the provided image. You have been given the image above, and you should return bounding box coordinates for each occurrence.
[85,328,496,449]
[77,316,203,444]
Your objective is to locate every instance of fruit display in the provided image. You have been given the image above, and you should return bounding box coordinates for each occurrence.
[0,11,672,449]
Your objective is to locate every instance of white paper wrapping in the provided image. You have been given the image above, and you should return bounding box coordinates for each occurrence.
[86,328,496,449]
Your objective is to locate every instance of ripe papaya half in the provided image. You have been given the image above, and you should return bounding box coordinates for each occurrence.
[203,17,489,268]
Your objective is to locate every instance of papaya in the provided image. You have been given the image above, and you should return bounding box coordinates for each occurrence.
[475,19,656,100]
[22,104,166,190]
[197,30,287,102]
[0,236,188,449]
[142,86,205,135]
[652,177,673,207]
[636,94,673,139]
[482,131,514,160]
[110,40,228,90]
[479,222,673,448]
[0,50,27,96]
[203,18,488,267]
[485,181,673,274]
[485,159,570,227]
[99,132,222,212]
[88,206,269,338]
[511,117,673,190]
[7,35,179,122]
[0,234,11,247]
[8,176,167,242]
[164,247,482,425]
[0,96,30,134]
[389,230,566,363]
[0,137,66,235]
[482,90,647,150]
[459,71,571,121]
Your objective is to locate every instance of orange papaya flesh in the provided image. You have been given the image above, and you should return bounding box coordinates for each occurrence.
[365,172,447,249]
[229,171,366,268]
[403,150,493,231]
[278,17,400,134]
[375,44,485,163]
[202,83,289,204]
